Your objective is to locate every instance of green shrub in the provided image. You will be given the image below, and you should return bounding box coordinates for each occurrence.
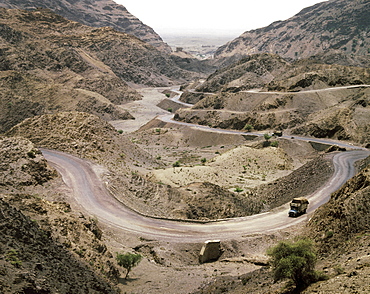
[267,238,319,288]
[6,249,22,267]
[116,252,142,279]
[243,124,253,131]
[264,133,272,141]
[270,141,279,147]
[325,230,334,238]
[173,161,181,168]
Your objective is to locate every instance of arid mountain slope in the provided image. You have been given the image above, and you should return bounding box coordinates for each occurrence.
[0,8,192,132]
[193,53,370,94]
[0,136,121,293]
[176,86,370,146]
[177,53,370,146]
[5,112,159,171]
[215,0,369,66]
[195,53,290,93]
[307,159,370,253]
[0,0,171,53]
[0,197,120,294]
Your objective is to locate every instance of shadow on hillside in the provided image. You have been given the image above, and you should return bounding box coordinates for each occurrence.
[118,277,139,285]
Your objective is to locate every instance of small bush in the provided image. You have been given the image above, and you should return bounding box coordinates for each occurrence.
[173,161,181,168]
[6,249,22,267]
[243,124,253,131]
[264,133,272,141]
[267,238,319,288]
[325,230,334,238]
[270,141,279,147]
[116,252,142,279]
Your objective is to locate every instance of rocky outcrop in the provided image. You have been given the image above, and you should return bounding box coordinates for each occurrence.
[215,0,370,66]
[0,137,56,187]
[291,88,370,146]
[0,197,119,293]
[266,61,370,92]
[307,161,370,253]
[0,0,171,53]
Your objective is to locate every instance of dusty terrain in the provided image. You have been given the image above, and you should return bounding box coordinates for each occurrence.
[0,8,196,133]
[5,85,368,293]
[2,86,369,294]
[0,0,171,53]
[0,3,369,293]
[215,0,369,66]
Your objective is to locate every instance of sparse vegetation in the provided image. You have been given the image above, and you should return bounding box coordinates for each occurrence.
[116,252,143,279]
[5,249,22,267]
[270,141,279,147]
[243,124,253,131]
[267,238,322,289]
[172,161,181,168]
[234,187,243,193]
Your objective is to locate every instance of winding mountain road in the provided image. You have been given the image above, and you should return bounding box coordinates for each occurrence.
[42,147,369,243]
[41,85,369,242]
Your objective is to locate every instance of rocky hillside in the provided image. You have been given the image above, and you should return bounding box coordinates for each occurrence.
[176,53,370,146]
[0,137,56,187]
[191,53,370,94]
[176,85,370,146]
[0,196,120,294]
[0,8,192,133]
[307,159,370,253]
[195,53,291,93]
[5,112,160,171]
[215,0,370,67]
[0,136,122,293]
[266,60,370,92]
[0,0,171,53]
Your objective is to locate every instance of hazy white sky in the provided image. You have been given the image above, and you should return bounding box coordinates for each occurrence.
[115,0,327,36]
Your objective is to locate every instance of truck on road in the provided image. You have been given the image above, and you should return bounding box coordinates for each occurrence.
[288,197,309,217]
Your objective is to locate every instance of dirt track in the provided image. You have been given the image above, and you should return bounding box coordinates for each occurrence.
[41,148,369,243]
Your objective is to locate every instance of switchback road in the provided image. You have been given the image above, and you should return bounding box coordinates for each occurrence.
[42,148,369,242]
[42,85,369,242]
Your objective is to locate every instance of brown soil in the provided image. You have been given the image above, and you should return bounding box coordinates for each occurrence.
[1,87,369,293]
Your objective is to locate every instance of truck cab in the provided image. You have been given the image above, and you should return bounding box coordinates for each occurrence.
[288,197,309,217]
